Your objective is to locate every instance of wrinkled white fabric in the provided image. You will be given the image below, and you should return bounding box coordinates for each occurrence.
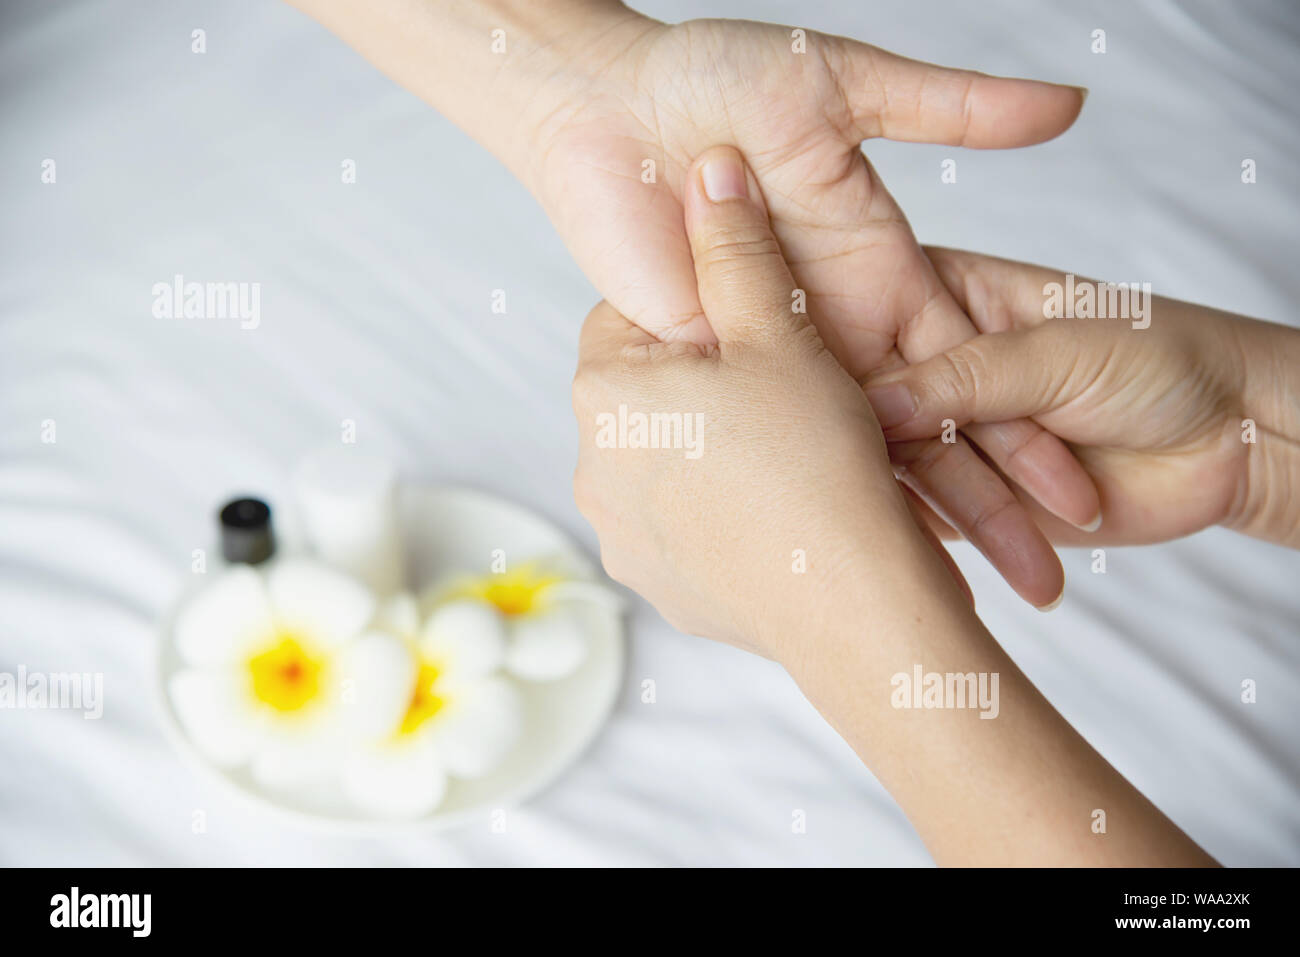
[1,0,1296,864]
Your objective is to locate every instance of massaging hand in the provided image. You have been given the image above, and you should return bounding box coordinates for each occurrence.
[571,146,972,659]
[567,150,1221,868]
[864,248,1300,548]
[289,0,1097,608]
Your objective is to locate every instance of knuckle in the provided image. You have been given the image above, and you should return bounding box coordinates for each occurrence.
[615,341,683,375]
[936,344,986,407]
[905,433,966,477]
[787,320,828,356]
[954,72,977,148]
[968,495,1020,539]
[697,223,782,267]
[617,342,655,368]
[655,340,709,361]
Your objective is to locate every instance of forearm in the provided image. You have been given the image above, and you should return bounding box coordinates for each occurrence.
[1225,313,1300,548]
[784,538,1216,866]
[284,0,648,188]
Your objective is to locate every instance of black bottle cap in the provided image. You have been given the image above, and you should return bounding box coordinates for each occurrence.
[219,497,275,565]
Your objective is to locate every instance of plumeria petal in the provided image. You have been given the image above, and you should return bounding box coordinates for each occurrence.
[431,676,522,779]
[168,669,263,767]
[420,599,506,677]
[174,566,274,667]
[505,603,589,681]
[267,559,376,647]
[537,579,624,613]
[343,732,448,818]
[333,631,417,742]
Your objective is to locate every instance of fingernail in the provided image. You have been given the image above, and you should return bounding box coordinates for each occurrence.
[1077,86,1090,105]
[865,382,916,429]
[1073,512,1102,533]
[700,151,749,202]
[1036,588,1064,613]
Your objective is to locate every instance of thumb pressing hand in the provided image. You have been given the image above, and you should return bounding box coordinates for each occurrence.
[682,146,811,347]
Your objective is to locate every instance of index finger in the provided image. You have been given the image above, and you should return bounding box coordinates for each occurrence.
[577,299,658,369]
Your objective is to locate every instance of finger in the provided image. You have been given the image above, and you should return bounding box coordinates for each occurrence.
[868,350,990,553]
[867,351,1066,556]
[827,36,1086,148]
[924,246,1072,333]
[682,146,808,346]
[962,420,1100,532]
[899,485,973,608]
[889,436,1066,611]
[890,286,1102,532]
[863,324,1098,441]
[577,299,658,368]
[543,140,716,346]
[900,482,960,541]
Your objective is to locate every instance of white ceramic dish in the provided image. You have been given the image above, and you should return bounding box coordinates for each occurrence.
[156,485,625,833]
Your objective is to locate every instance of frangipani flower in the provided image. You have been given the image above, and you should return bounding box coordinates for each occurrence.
[341,561,621,819]
[168,560,410,791]
[169,556,620,820]
[436,563,621,682]
[341,594,523,818]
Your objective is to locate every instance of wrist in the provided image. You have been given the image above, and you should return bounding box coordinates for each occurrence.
[508,6,664,195]
[769,510,974,678]
[287,1,656,189]
[413,1,662,193]
[776,526,996,767]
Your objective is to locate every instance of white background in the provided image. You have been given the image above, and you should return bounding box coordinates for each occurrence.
[1,0,1297,865]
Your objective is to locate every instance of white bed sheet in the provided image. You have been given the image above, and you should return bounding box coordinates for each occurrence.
[1,0,1297,866]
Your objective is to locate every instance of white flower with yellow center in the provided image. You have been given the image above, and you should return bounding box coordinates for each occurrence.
[340,593,523,818]
[341,564,619,818]
[439,563,620,682]
[170,557,619,819]
[168,560,411,791]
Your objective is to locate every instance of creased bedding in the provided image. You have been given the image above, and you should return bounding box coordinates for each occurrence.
[1,0,1297,865]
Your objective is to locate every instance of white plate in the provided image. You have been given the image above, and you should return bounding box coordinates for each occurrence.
[156,485,625,833]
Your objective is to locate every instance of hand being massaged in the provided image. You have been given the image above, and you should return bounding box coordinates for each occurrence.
[291,0,1098,607]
